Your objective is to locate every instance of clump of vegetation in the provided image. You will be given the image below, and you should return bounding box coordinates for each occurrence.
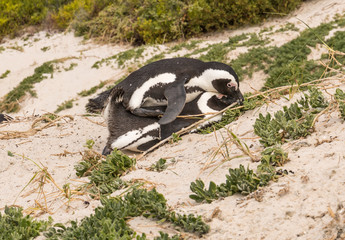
[25,0,302,44]
[92,47,145,69]
[230,19,336,87]
[324,30,345,65]
[0,206,52,239]
[75,147,136,197]
[0,61,55,112]
[41,46,50,52]
[0,69,10,79]
[334,88,345,120]
[170,133,182,143]
[78,81,106,97]
[0,0,113,40]
[149,158,168,172]
[63,62,77,71]
[54,99,74,113]
[169,40,202,52]
[254,88,329,147]
[189,145,285,203]
[190,89,331,204]
[276,22,299,32]
[45,188,209,239]
[259,146,289,167]
[199,43,230,62]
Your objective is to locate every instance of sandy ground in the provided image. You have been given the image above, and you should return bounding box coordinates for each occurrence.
[1,0,345,239]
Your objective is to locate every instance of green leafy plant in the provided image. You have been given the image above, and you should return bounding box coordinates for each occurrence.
[0,61,55,112]
[254,88,328,147]
[54,99,74,113]
[189,145,286,203]
[170,133,182,143]
[230,19,336,86]
[45,188,209,239]
[276,22,299,32]
[259,146,289,167]
[189,180,219,203]
[92,47,145,69]
[0,206,52,240]
[169,40,202,52]
[190,164,272,203]
[149,158,168,172]
[75,148,136,197]
[63,62,77,71]
[0,69,10,79]
[78,81,106,97]
[41,46,51,52]
[334,88,345,120]
[71,0,303,44]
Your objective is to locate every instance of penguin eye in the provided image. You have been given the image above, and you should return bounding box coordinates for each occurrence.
[227,82,232,88]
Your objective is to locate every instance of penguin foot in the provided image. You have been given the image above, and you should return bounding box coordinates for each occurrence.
[131,108,164,117]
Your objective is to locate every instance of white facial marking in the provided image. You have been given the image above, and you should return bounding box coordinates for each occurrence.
[125,135,158,152]
[128,73,176,109]
[196,92,223,127]
[185,69,237,91]
[111,122,160,149]
[197,92,218,115]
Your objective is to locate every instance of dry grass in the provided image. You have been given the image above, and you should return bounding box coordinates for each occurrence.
[8,152,89,217]
[0,114,74,140]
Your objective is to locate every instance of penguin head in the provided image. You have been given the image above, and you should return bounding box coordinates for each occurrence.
[204,62,240,95]
[212,78,239,95]
[206,62,243,105]
[218,91,244,106]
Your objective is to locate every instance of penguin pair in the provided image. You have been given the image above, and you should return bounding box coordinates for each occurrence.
[102,88,241,153]
[86,57,244,154]
[87,57,243,125]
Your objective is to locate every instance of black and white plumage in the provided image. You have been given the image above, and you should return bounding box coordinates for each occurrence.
[87,57,243,125]
[102,88,243,154]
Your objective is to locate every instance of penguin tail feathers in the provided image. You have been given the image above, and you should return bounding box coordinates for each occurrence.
[86,88,112,113]
[0,113,13,123]
[109,87,124,104]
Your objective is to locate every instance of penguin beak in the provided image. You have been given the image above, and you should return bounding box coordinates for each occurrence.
[236,90,244,105]
[102,146,112,156]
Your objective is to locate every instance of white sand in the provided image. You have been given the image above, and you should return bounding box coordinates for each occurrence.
[1,0,345,239]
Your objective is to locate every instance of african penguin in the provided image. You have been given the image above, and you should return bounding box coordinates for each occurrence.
[102,88,243,154]
[0,113,12,123]
[86,57,243,125]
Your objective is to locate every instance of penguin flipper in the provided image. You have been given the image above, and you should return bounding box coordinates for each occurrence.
[158,81,187,125]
